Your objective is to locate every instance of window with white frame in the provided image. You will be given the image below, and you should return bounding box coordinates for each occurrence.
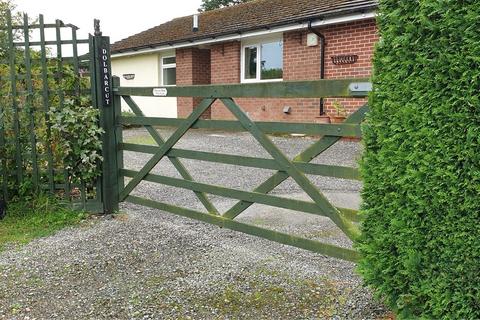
[241,39,283,82]
[161,55,176,86]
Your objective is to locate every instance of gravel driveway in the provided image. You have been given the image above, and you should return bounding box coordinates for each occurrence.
[0,128,389,319]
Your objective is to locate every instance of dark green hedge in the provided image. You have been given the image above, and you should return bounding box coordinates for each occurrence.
[358,1,480,319]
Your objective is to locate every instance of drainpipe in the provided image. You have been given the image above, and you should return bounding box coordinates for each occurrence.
[308,21,326,115]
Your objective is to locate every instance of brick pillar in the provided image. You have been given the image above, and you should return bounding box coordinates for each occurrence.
[176,47,211,119]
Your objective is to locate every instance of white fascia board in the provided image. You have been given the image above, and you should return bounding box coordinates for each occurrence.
[111,11,376,59]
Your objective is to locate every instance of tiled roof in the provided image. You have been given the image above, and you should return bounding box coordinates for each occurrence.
[111,0,377,53]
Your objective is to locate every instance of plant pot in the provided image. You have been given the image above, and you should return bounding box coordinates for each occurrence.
[329,115,346,123]
[314,115,331,124]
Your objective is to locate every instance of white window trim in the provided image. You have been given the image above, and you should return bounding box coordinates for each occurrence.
[240,37,284,83]
[160,54,177,86]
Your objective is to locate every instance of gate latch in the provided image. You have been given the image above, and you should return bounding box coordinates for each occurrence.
[349,82,372,95]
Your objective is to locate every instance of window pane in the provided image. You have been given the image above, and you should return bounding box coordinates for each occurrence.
[163,56,176,65]
[244,46,257,79]
[260,41,283,80]
[163,67,176,85]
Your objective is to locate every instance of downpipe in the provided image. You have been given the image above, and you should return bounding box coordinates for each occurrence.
[308,21,326,115]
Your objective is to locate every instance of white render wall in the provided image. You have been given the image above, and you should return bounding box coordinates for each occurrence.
[112,54,177,118]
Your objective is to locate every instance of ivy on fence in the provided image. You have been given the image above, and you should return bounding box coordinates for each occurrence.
[0,43,103,200]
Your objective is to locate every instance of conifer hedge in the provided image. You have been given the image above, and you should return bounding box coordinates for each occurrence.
[358,1,480,318]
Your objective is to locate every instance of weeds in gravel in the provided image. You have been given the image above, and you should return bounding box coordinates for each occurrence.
[303,228,339,240]
[196,268,344,319]
[206,277,340,318]
[0,194,86,252]
[131,266,347,319]
[10,302,22,315]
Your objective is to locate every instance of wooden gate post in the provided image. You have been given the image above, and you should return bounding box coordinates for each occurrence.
[92,20,119,214]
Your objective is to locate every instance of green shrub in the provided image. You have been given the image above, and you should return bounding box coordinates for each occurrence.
[357,1,480,319]
[121,111,141,129]
[0,5,103,199]
[0,48,103,199]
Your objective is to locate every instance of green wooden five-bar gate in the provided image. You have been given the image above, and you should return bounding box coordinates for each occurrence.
[2,11,370,262]
[107,78,370,262]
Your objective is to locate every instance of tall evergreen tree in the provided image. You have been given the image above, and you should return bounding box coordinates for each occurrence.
[199,0,253,12]
[358,1,480,318]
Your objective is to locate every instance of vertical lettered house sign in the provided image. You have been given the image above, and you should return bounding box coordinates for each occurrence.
[98,37,112,106]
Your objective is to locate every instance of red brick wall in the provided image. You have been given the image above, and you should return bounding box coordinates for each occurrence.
[193,49,211,85]
[283,30,321,81]
[211,42,241,84]
[322,19,377,116]
[175,18,378,121]
[176,47,212,118]
[208,18,377,121]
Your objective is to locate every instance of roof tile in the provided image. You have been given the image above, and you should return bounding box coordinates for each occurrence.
[112,0,377,53]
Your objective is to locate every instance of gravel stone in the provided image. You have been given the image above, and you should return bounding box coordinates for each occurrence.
[0,128,389,319]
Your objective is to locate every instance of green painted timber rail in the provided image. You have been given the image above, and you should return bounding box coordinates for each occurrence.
[111,77,370,262]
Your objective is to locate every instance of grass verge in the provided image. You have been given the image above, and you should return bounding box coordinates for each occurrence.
[124,134,156,146]
[0,194,87,252]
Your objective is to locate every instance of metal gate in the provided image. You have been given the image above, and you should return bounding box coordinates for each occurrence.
[105,77,370,262]
[0,11,108,212]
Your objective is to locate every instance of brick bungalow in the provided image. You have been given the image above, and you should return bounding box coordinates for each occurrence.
[111,0,378,122]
